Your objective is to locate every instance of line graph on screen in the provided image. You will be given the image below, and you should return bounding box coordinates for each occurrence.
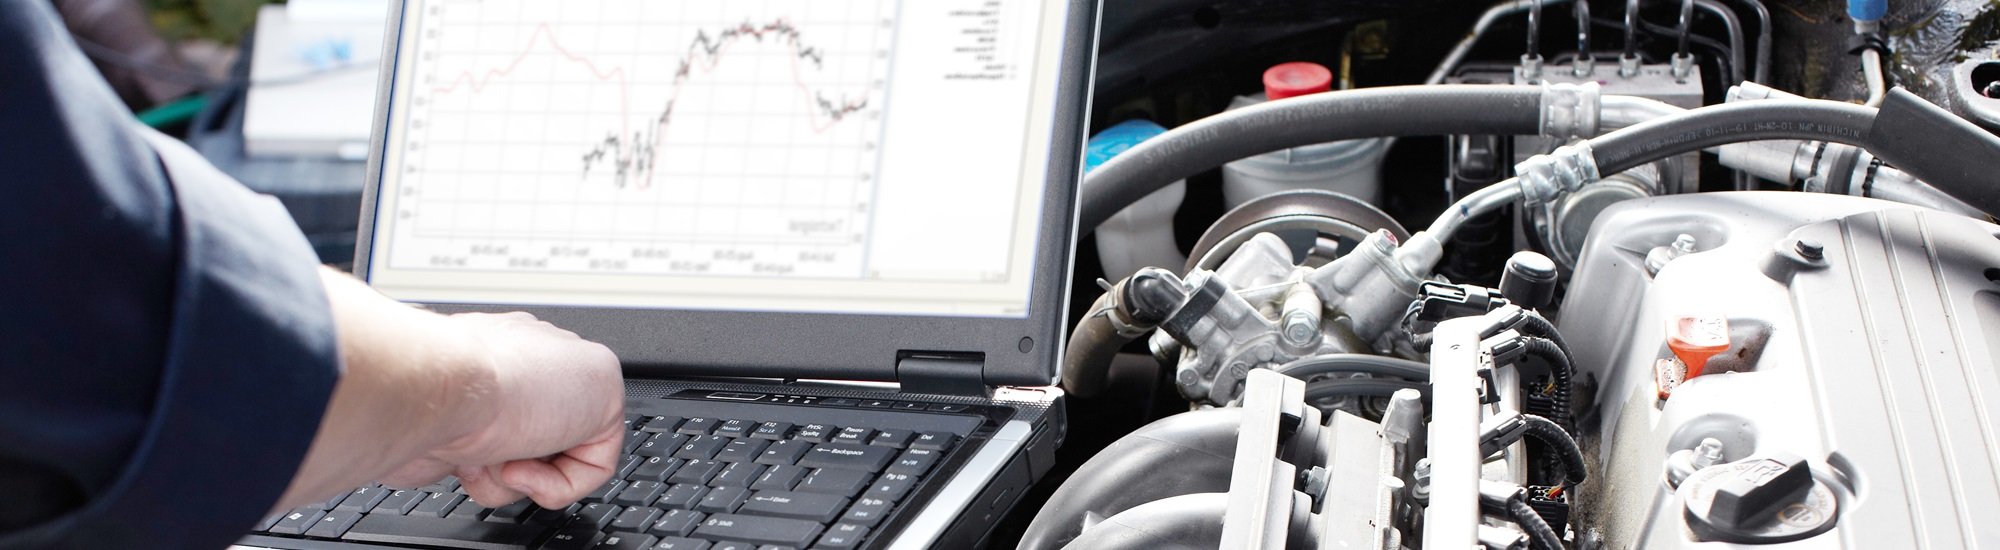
[384,0,898,278]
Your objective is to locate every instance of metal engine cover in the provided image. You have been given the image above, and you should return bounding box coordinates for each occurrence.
[1558,192,2000,549]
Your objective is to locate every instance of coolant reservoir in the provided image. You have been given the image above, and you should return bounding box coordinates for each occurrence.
[1222,62,1390,208]
[1089,119,1188,281]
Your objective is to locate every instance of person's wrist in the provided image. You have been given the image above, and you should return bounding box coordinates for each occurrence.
[424,314,504,457]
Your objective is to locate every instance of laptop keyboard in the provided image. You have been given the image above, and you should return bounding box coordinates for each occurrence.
[249,409,963,550]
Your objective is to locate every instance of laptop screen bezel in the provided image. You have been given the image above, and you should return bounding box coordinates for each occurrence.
[354,0,1098,386]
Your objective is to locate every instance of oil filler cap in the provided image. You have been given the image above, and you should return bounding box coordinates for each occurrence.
[1679,452,1838,544]
[1263,62,1333,100]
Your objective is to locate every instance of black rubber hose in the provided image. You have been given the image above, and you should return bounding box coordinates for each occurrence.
[1519,413,1589,485]
[1063,293,1135,398]
[1588,99,1880,176]
[1078,85,1546,233]
[1303,378,1430,403]
[1019,409,1242,550]
[1509,498,1565,550]
[1275,354,1430,381]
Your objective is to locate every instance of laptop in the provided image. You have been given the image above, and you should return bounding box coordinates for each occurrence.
[236,0,1098,548]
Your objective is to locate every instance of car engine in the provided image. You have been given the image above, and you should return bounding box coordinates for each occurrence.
[1014,0,2000,548]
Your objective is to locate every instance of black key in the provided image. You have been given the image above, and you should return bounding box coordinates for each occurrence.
[540,526,602,550]
[575,503,623,530]
[657,484,708,510]
[373,489,424,515]
[413,492,467,518]
[630,456,683,482]
[676,417,719,436]
[637,433,689,458]
[625,431,647,455]
[314,492,350,511]
[640,416,684,433]
[612,508,664,532]
[815,523,869,549]
[487,499,536,523]
[599,532,657,550]
[692,514,824,548]
[528,503,581,526]
[668,460,724,485]
[831,427,872,445]
[342,514,544,550]
[737,491,848,524]
[696,486,751,513]
[255,513,284,532]
[617,456,644,479]
[336,487,392,513]
[755,440,811,466]
[587,479,629,503]
[751,465,807,492]
[710,463,766,488]
[750,422,793,440]
[798,444,894,472]
[305,509,364,538]
[710,543,756,550]
[819,398,858,407]
[858,400,892,409]
[885,448,939,476]
[714,439,770,463]
[865,472,918,502]
[792,424,836,444]
[675,435,731,460]
[614,480,668,507]
[909,432,955,451]
[448,500,493,520]
[869,429,914,449]
[420,477,463,494]
[715,419,756,438]
[796,469,872,498]
[891,402,926,411]
[842,497,892,527]
[927,403,970,413]
[269,508,326,535]
[648,509,705,537]
[652,536,710,550]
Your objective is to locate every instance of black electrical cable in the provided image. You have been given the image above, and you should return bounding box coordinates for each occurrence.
[1076,85,1546,233]
[1518,413,1589,484]
[1302,378,1430,403]
[1509,498,1565,550]
[1275,354,1430,381]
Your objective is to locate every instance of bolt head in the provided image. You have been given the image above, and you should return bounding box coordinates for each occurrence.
[1795,239,1826,260]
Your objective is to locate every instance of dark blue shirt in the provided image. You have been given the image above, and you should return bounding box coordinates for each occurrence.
[0,1,341,548]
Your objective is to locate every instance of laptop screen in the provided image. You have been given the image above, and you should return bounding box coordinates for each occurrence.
[363,0,1074,318]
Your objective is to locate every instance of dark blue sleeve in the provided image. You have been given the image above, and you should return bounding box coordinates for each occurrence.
[0,1,343,548]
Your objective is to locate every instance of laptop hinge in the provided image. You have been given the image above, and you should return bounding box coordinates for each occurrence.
[896,353,993,398]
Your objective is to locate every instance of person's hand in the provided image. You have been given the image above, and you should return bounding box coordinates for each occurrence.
[381,312,625,509]
[276,270,625,514]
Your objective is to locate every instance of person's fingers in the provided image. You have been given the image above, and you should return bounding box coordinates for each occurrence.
[380,457,455,489]
[500,428,621,508]
[457,465,525,508]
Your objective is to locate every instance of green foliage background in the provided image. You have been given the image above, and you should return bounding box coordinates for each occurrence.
[145,0,280,43]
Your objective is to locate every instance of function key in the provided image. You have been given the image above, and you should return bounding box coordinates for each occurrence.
[858,399,893,408]
[891,402,926,411]
[639,416,684,433]
[750,422,793,440]
[677,417,719,436]
[819,398,859,407]
[927,403,971,413]
[714,419,756,438]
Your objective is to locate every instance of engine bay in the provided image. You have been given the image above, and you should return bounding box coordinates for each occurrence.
[1019,1,2000,548]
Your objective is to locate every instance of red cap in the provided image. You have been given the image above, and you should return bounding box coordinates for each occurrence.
[1263,62,1333,100]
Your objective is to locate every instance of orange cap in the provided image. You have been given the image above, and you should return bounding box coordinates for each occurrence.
[1666,315,1731,379]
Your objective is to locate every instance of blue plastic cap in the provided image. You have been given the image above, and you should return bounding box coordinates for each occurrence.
[1084,119,1169,173]
[1848,0,1886,23]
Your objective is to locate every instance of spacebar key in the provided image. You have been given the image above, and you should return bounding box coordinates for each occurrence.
[342,513,544,550]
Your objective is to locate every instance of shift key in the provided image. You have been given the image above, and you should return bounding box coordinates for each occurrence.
[692,514,823,548]
[797,443,894,472]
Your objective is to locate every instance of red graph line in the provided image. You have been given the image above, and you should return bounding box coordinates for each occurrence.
[426,19,874,190]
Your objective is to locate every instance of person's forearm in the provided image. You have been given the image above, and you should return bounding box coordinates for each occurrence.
[270,268,496,511]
